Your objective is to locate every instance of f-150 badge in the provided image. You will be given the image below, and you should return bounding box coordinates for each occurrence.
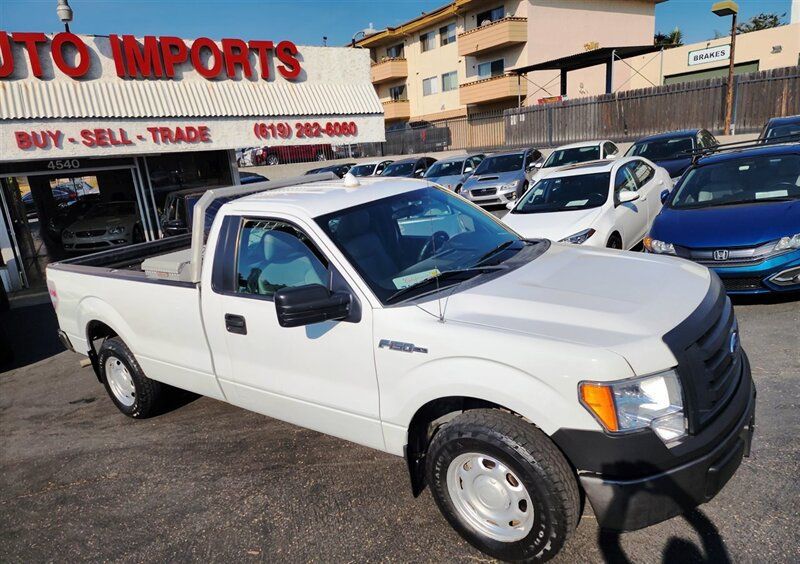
[378,339,428,354]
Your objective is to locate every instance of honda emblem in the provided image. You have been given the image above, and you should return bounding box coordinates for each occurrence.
[713,249,729,261]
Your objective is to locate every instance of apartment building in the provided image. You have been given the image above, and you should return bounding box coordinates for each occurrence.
[356,0,662,126]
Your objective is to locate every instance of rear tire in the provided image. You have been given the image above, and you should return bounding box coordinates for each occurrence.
[97,337,165,419]
[426,409,580,562]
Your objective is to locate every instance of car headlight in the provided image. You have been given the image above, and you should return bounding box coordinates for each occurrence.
[579,369,686,443]
[772,233,800,251]
[108,225,126,235]
[62,230,74,238]
[501,180,521,190]
[643,236,675,255]
[560,228,596,245]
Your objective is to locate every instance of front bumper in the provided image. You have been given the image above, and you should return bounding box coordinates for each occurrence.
[461,185,518,206]
[63,234,131,251]
[710,249,800,294]
[552,354,756,532]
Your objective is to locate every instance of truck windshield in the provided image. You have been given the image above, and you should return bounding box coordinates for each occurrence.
[316,187,521,303]
[511,173,610,214]
[543,146,601,168]
[474,154,524,174]
[670,153,800,208]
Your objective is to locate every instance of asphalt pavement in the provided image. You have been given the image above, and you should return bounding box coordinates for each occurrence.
[1,295,798,563]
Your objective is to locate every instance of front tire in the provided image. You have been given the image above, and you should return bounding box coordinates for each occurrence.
[426,409,579,562]
[97,337,165,419]
[606,233,623,249]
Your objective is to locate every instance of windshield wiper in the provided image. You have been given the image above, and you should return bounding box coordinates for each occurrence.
[385,266,505,304]
[475,239,520,265]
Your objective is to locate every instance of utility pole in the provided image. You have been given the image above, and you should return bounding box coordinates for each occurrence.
[712,1,739,135]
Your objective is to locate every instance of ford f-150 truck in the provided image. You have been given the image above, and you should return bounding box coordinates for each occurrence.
[47,172,755,562]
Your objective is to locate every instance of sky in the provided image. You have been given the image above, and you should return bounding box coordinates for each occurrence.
[0,0,794,47]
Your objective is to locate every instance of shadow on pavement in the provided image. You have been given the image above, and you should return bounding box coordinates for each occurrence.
[730,290,799,306]
[0,303,64,372]
[594,461,732,564]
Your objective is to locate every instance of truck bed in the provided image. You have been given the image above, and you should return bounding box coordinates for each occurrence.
[49,234,193,284]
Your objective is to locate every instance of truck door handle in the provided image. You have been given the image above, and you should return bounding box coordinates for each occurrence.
[225,314,247,335]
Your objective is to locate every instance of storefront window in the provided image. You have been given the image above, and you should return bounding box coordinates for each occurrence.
[145,150,232,211]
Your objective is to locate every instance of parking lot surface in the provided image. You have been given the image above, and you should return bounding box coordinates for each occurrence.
[1,295,798,563]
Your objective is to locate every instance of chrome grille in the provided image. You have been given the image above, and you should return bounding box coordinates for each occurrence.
[75,229,107,237]
[471,187,497,197]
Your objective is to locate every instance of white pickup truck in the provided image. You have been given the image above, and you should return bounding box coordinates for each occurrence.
[48,173,755,562]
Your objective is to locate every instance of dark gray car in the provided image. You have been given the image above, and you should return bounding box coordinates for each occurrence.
[424,154,485,192]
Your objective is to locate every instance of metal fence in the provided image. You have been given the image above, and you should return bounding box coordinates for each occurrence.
[238,66,799,167]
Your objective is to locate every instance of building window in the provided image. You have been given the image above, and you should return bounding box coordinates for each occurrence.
[439,23,456,46]
[477,59,504,79]
[476,6,505,26]
[422,76,439,96]
[441,71,458,92]
[386,43,404,59]
[389,84,407,101]
[420,31,435,53]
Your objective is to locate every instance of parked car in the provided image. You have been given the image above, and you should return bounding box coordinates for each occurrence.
[62,201,143,252]
[625,129,718,180]
[22,181,94,217]
[424,153,485,192]
[530,141,619,183]
[645,142,800,294]
[385,120,452,154]
[239,172,269,184]
[237,147,258,167]
[380,156,437,178]
[259,144,334,166]
[504,157,671,249]
[46,194,102,240]
[304,163,356,178]
[348,160,394,177]
[460,148,543,206]
[48,173,755,563]
[759,115,800,144]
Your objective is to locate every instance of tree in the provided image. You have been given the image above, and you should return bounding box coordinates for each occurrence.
[736,12,786,34]
[654,27,683,47]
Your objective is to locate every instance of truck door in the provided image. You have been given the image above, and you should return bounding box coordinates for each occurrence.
[202,214,384,450]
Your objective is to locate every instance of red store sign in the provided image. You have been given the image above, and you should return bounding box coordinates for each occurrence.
[0,31,301,80]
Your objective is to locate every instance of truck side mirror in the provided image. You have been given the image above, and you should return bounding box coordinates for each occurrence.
[274,284,351,328]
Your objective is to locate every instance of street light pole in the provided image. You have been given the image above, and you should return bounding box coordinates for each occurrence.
[712,1,739,135]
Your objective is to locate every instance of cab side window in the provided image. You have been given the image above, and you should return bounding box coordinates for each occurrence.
[236,219,328,297]
[614,162,639,200]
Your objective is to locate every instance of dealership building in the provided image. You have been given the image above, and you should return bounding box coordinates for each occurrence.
[0,31,383,294]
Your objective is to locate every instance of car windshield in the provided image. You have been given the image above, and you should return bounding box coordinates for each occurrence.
[765,123,800,140]
[426,160,463,178]
[512,173,610,214]
[316,187,520,303]
[543,146,601,168]
[382,162,416,176]
[474,154,524,174]
[84,202,135,218]
[349,164,376,176]
[670,153,800,209]
[627,137,694,161]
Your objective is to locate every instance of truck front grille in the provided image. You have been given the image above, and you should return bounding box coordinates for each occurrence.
[662,275,743,433]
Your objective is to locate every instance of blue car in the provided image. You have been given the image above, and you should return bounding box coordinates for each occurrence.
[626,129,718,180]
[460,148,543,207]
[424,153,484,192]
[645,143,800,295]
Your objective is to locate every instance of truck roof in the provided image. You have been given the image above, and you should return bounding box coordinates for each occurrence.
[226,176,431,218]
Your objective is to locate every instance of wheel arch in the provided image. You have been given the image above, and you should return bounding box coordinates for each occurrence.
[79,298,136,382]
[607,230,622,247]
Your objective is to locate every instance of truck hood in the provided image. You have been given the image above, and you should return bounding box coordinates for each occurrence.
[435,244,711,375]
[651,199,800,248]
[503,207,604,240]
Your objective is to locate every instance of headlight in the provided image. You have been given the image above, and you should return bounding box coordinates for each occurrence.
[560,228,596,245]
[62,230,74,238]
[773,233,800,251]
[643,236,675,255]
[108,225,126,234]
[579,369,686,443]
[501,180,521,190]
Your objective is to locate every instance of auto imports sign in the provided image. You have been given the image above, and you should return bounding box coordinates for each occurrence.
[688,44,730,66]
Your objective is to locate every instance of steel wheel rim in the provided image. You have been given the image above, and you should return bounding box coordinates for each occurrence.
[105,357,136,407]
[446,452,534,542]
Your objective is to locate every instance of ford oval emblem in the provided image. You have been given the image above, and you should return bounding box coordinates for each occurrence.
[729,330,739,354]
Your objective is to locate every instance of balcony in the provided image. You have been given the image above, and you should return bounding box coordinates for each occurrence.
[371,58,408,84]
[382,100,411,121]
[457,17,527,57]
[459,74,526,106]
